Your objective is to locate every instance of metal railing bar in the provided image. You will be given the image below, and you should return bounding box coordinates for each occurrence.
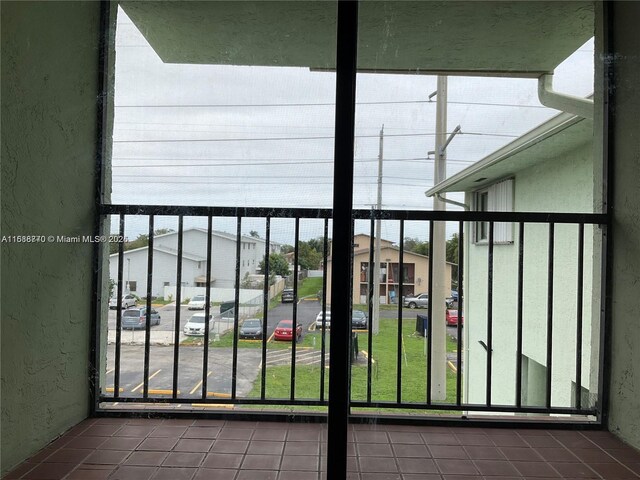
[143,215,154,398]
[320,218,329,402]
[100,204,606,225]
[576,223,585,410]
[546,223,555,409]
[290,218,300,401]
[231,216,242,400]
[515,222,525,408]
[397,220,405,404]
[456,221,463,406]
[201,216,213,400]
[367,216,375,404]
[486,221,494,407]
[427,220,434,404]
[260,217,271,400]
[113,213,125,399]
[172,216,184,399]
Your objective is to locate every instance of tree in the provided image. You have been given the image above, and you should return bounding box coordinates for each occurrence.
[403,237,429,256]
[259,253,290,277]
[109,228,175,254]
[297,242,323,270]
[446,233,460,286]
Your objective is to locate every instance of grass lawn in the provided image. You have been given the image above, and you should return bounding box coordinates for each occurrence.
[296,276,323,298]
[246,319,461,410]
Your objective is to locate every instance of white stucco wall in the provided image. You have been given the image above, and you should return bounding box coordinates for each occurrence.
[464,140,597,409]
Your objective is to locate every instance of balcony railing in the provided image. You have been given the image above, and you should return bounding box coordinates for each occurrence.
[95,204,608,424]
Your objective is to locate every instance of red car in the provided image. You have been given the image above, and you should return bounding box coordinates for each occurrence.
[446,309,464,326]
[274,319,303,341]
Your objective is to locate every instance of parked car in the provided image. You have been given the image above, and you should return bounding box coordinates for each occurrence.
[281,288,295,303]
[239,318,263,339]
[274,319,302,341]
[403,293,429,309]
[122,307,160,329]
[187,295,209,310]
[315,310,331,329]
[445,309,464,326]
[109,294,136,310]
[351,310,368,329]
[183,312,214,336]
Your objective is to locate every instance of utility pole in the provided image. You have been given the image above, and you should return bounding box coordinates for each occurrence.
[431,76,448,400]
[372,125,384,334]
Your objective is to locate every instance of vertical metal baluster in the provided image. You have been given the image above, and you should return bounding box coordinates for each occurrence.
[515,222,524,408]
[290,218,300,401]
[575,223,585,410]
[456,221,464,406]
[172,216,183,399]
[231,216,242,400]
[143,215,154,398]
[396,220,405,404]
[201,216,213,400]
[367,215,375,403]
[260,217,271,400]
[320,218,329,402]
[113,214,125,399]
[486,221,494,407]
[546,223,555,409]
[427,220,434,405]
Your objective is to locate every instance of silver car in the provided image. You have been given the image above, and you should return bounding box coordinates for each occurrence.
[109,294,136,309]
[122,307,161,329]
[403,293,429,309]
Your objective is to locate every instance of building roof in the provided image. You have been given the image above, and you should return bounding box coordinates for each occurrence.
[425,111,593,196]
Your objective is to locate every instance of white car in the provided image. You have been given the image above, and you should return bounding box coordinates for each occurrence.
[187,294,209,310]
[183,312,214,336]
[109,294,136,309]
[315,310,331,329]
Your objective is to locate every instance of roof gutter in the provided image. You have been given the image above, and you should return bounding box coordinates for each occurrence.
[434,193,470,210]
[538,73,593,119]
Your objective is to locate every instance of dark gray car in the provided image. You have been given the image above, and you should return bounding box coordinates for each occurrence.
[352,310,368,329]
[122,307,161,329]
[239,318,263,339]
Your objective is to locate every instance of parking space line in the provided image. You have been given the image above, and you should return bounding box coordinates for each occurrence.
[447,360,457,373]
[106,368,114,375]
[267,331,275,343]
[189,371,212,395]
[131,369,161,393]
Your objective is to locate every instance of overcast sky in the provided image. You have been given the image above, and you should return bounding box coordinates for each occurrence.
[110,7,594,244]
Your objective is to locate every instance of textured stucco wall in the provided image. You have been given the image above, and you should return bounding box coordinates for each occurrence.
[1,1,102,474]
[607,1,640,450]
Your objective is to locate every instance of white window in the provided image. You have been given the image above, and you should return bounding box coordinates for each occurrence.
[474,178,513,244]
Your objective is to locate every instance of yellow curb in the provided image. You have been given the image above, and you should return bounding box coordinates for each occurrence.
[207,392,232,398]
[105,387,123,393]
[148,389,180,395]
[191,403,234,409]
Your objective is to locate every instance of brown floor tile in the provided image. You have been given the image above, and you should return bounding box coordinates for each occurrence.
[241,454,282,470]
[192,468,238,480]
[92,419,123,425]
[549,462,600,478]
[357,443,394,457]
[148,426,187,438]
[4,461,36,479]
[151,466,197,480]
[434,459,478,475]
[63,436,108,449]
[392,444,430,458]
[473,460,521,476]
[22,462,76,479]
[400,475,442,480]
[463,445,505,460]
[287,429,322,442]
[108,465,157,480]
[235,470,278,480]
[278,471,318,480]
[354,432,389,444]
[82,449,131,465]
[124,418,164,426]
[454,433,491,446]
[359,457,399,473]
[247,441,285,455]
[42,448,92,464]
[512,460,561,477]
[589,462,640,479]
[571,447,617,463]
[551,432,597,449]
[218,428,254,440]
[251,429,287,441]
[202,453,244,469]
[190,419,225,427]
[519,434,562,448]
[359,475,401,480]
[387,432,424,444]
[210,439,249,454]
[499,446,544,461]
[65,465,115,480]
[82,425,122,437]
[174,439,214,453]
[397,458,438,474]
[162,452,205,468]
[280,455,318,471]
[428,444,469,459]
[605,448,640,463]
[489,434,528,448]
[284,441,320,456]
[123,451,168,466]
[98,437,143,451]
[421,433,460,446]
[136,438,178,452]
[183,427,221,439]
[159,419,194,427]
[114,425,156,438]
[536,447,579,462]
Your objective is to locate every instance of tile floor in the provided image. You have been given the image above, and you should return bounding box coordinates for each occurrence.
[4,418,640,479]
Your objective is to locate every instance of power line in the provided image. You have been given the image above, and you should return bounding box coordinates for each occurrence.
[111,157,475,167]
[113,131,518,144]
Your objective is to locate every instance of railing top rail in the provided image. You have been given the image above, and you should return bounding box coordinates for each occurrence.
[102,204,607,225]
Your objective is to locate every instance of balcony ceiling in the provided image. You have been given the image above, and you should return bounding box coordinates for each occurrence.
[120,1,593,77]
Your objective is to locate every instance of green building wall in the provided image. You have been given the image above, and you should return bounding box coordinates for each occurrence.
[1,1,102,474]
